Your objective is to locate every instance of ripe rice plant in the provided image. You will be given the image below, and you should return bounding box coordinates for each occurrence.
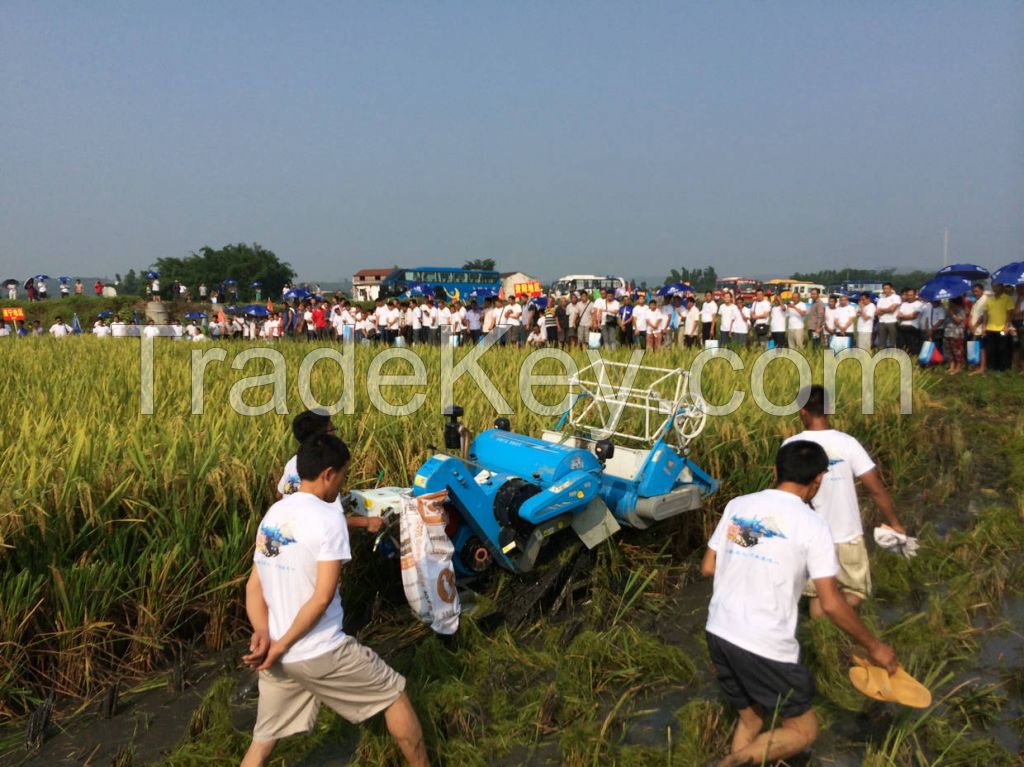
[0,339,931,720]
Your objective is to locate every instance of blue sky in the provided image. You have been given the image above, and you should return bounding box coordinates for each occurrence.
[2,2,1022,282]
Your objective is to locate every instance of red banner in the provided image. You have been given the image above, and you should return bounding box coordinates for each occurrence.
[2,308,25,321]
[513,281,542,298]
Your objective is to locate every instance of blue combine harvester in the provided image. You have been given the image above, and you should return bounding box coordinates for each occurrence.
[348,361,718,577]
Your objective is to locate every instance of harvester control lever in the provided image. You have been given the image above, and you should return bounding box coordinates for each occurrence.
[443,405,464,451]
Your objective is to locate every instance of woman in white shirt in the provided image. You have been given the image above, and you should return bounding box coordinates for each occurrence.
[647,300,666,350]
[769,296,788,348]
[632,296,651,348]
[734,302,751,347]
[683,297,701,348]
[856,294,876,350]
[824,297,838,345]
[786,299,807,348]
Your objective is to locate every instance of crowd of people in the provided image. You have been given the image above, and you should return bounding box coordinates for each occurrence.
[8,277,1023,375]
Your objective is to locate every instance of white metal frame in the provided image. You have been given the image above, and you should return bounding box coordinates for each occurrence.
[564,360,707,449]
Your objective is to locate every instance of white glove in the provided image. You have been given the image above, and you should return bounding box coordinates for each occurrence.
[873,525,919,559]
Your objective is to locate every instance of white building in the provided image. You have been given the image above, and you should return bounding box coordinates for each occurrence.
[351,268,393,301]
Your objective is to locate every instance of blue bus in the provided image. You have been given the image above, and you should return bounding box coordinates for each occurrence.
[379,266,501,302]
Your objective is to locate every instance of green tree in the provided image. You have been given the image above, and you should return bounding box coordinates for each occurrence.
[664,265,717,293]
[121,269,141,295]
[153,243,296,298]
[463,258,497,271]
[790,267,934,290]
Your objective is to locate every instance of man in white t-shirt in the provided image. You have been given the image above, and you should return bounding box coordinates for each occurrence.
[874,283,901,349]
[750,290,771,345]
[702,439,898,767]
[465,300,482,343]
[717,293,741,346]
[683,296,701,348]
[783,385,906,617]
[855,294,876,350]
[507,298,524,345]
[896,288,923,353]
[93,321,111,338]
[435,301,451,342]
[699,291,718,343]
[143,319,161,339]
[49,317,72,337]
[576,295,594,346]
[769,297,788,348]
[591,292,607,332]
[386,300,402,344]
[595,289,620,348]
[631,294,651,347]
[371,299,388,339]
[833,294,857,338]
[242,434,427,767]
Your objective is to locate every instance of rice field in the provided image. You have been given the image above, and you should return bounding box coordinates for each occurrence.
[1,337,1021,765]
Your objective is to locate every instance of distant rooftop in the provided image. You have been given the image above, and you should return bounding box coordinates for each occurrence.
[353,268,393,279]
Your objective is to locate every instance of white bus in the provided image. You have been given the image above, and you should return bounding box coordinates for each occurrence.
[553,274,626,297]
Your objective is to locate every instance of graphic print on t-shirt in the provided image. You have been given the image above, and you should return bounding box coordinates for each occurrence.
[281,473,300,494]
[257,522,296,557]
[727,515,786,548]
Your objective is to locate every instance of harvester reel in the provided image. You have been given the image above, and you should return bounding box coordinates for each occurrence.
[673,395,707,444]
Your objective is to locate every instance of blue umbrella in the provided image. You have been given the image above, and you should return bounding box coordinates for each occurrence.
[242,304,270,317]
[225,305,238,314]
[223,279,237,285]
[184,311,207,320]
[34,274,50,280]
[657,282,694,298]
[936,263,989,280]
[97,311,113,318]
[918,275,972,302]
[527,297,548,311]
[71,313,82,335]
[991,261,1024,286]
[59,276,70,284]
[145,270,159,279]
[251,281,262,287]
[283,288,310,300]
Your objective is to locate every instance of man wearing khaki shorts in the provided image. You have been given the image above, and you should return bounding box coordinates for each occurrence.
[783,385,908,616]
[241,434,428,767]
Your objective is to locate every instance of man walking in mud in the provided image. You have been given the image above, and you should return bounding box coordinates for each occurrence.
[701,440,898,767]
[783,385,907,617]
[241,434,428,767]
